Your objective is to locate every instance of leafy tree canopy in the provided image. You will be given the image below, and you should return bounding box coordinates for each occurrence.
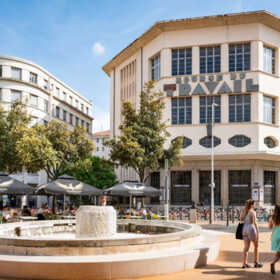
[62,155,118,189]
[0,101,31,173]
[105,81,182,183]
[16,121,94,180]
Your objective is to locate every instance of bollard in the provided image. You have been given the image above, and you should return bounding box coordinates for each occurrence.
[227,204,229,227]
[232,206,235,223]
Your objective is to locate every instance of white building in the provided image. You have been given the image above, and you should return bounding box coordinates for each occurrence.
[103,10,280,207]
[0,56,93,202]
[92,130,110,159]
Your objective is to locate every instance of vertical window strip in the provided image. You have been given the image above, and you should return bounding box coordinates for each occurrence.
[263,96,275,124]
[229,94,251,122]
[200,46,221,74]
[263,46,275,74]
[199,96,221,123]
[171,98,192,125]
[229,43,251,72]
[151,55,161,81]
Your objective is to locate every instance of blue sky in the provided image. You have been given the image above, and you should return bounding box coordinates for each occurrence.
[0,0,279,132]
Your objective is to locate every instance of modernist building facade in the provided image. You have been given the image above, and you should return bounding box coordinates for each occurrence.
[92,130,110,159]
[0,56,93,197]
[103,11,280,206]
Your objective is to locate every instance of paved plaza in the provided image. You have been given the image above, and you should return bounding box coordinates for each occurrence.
[135,222,275,280]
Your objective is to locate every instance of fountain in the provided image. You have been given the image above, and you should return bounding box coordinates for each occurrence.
[0,206,220,279]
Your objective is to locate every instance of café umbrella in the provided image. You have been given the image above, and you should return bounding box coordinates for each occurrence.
[0,171,34,195]
[103,179,161,208]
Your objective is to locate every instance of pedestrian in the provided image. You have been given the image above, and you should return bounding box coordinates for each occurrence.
[240,199,263,269]
[268,204,280,275]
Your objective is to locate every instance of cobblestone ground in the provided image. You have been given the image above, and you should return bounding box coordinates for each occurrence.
[133,221,276,280]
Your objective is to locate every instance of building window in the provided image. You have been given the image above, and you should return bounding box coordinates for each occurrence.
[102,147,105,151]
[75,100,78,108]
[264,137,276,148]
[0,89,2,100]
[69,96,73,105]
[97,147,99,152]
[264,171,276,205]
[44,79,48,90]
[69,114,73,124]
[55,87,59,97]
[151,54,161,81]
[11,67,22,80]
[0,66,2,77]
[44,120,48,126]
[229,135,251,147]
[172,136,192,148]
[55,106,60,118]
[30,117,38,127]
[200,136,221,148]
[30,95,38,107]
[11,90,21,102]
[44,100,48,112]
[81,104,84,112]
[200,46,220,74]
[86,107,89,115]
[76,117,79,126]
[263,96,275,124]
[229,94,251,122]
[29,72,37,84]
[63,92,66,101]
[172,49,192,76]
[263,45,275,74]
[63,110,67,121]
[171,171,192,205]
[200,96,221,124]
[102,138,105,143]
[81,120,84,127]
[97,138,99,143]
[171,98,192,125]
[86,123,90,133]
[229,43,250,72]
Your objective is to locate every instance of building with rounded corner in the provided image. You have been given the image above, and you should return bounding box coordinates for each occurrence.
[0,56,93,206]
[103,10,280,207]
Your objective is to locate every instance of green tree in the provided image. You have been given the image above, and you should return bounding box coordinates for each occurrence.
[62,155,118,189]
[105,81,182,183]
[16,121,94,180]
[0,101,31,173]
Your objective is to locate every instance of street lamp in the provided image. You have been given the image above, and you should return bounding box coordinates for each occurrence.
[206,103,217,224]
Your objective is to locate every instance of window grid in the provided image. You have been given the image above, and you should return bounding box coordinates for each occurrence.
[263,96,275,124]
[200,96,221,124]
[55,106,60,118]
[172,49,192,76]
[11,90,21,102]
[228,135,251,147]
[200,46,221,74]
[229,94,251,122]
[86,123,90,133]
[30,95,38,107]
[172,137,192,149]
[199,136,221,148]
[171,98,192,125]
[229,43,251,72]
[263,45,275,74]
[69,114,73,124]
[44,100,48,112]
[63,110,67,121]
[29,72,37,84]
[264,137,276,148]
[11,67,22,80]
[151,55,161,81]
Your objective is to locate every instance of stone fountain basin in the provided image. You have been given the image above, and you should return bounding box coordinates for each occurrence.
[0,219,202,256]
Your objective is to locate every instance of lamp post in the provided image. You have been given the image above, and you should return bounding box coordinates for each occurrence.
[207,103,217,224]
[164,159,169,221]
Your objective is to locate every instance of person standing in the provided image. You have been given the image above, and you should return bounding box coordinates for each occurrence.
[241,199,263,269]
[268,204,280,275]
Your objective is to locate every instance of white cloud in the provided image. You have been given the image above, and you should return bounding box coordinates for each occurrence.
[92,106,110,133]
[92,42,105,55]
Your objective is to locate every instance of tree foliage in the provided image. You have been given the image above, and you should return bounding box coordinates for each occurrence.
[105,81,182,183]
[0,101,31,173]
[16,121,94,180]
[62,155,118,189]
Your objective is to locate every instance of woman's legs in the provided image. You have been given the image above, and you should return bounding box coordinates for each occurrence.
[243,240,251,264]
[252,241,259,262]
[272,252,280,265]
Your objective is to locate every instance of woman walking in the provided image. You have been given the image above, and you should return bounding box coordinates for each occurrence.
[241,199,263,268]
[268,204,280,275]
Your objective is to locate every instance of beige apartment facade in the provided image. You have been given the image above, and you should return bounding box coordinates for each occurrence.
[0,56,93,206]
[103,11,280,207]
[92,130,110,159]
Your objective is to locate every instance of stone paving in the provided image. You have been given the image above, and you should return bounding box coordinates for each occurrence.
[134,221,276,280]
